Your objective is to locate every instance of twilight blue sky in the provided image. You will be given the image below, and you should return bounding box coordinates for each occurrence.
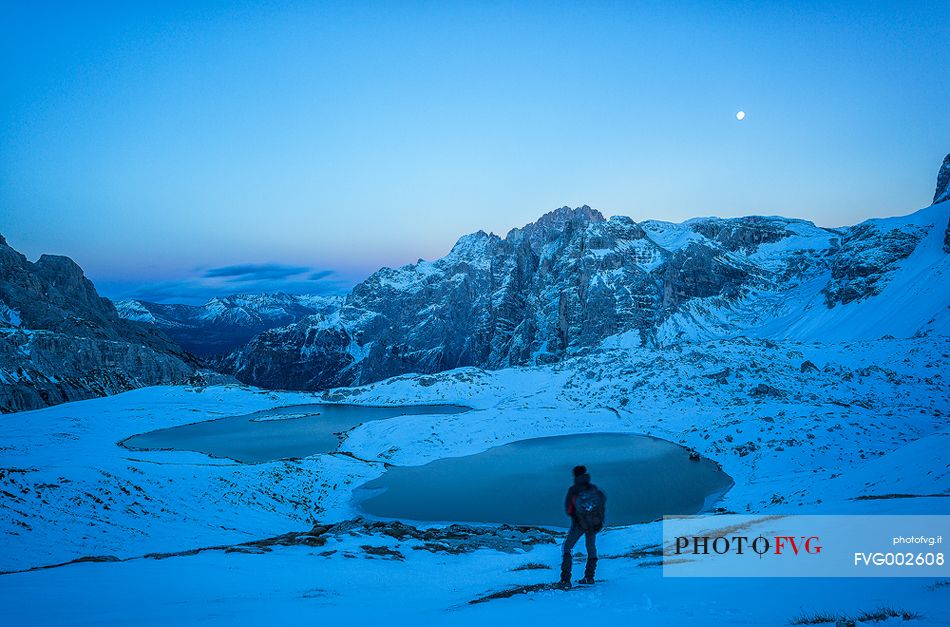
[2,1,948,303]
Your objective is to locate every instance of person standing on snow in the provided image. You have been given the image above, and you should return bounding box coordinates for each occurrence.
[559,465,606,588]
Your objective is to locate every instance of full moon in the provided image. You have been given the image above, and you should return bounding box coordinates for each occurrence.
[736,110,746,121]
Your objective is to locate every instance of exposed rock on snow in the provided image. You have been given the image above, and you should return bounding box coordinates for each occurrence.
[821,221,927,306]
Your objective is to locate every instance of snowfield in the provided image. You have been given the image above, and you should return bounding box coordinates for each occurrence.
[1,332,948,625]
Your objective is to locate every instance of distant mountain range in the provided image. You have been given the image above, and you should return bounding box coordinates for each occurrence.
[115,293,342,357]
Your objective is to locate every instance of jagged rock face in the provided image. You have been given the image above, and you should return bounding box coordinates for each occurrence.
[934,153,950,205]
[225,207,666,385]
[225,200,949,393]
[216,317,355,390]
[116,293,342,356]
[822,222,928,306]
[210,211,779,388]
[0,245,121,339]
[0,237,198,413]
[659,241,751,308]
[688,216,795,252]
[928,153,950,252]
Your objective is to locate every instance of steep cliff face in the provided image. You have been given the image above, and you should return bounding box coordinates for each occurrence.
[0,236,198,413]
[822,221,928,306]
[933,153,950,205]
[221,195,949,392]
[934,154,950,253]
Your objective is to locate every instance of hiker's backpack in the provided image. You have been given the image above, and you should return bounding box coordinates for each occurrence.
[574,487,606,531]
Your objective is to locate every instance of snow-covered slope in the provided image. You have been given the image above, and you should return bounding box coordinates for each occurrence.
[1,332,947,624]
[651,201,950,344]
[3,335,947,570]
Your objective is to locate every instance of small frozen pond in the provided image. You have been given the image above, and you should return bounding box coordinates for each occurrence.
[356,433,732,527]
[120,404,470,463]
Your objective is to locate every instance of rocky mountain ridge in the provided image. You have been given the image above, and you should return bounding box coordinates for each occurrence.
[220,181,949,391]
[6,154,948,405]
[0,236,200,412]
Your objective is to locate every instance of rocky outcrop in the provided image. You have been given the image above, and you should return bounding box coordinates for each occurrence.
[688,215,795,252]
[934,153,950,205]
[116,293,341,356]
[821,222,927,306]
[214,317,355,390]
[0,236,198,413]
[933,154,950,253]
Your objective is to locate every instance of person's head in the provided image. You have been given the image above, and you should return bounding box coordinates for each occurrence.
[572,465,587,478]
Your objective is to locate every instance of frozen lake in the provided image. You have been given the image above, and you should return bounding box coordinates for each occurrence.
[119,403,471,463]
[356,433,733,527]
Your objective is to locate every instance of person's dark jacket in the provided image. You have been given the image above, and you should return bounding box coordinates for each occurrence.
[564,473,605,522]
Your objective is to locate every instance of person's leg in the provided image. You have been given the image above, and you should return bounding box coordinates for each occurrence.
[583,529,598,580]
[560,523,582,582]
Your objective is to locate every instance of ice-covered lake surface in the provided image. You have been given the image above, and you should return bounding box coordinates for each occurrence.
[120,403,471,463]
[356,432,733,527]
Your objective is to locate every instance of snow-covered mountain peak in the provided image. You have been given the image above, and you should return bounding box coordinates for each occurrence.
[223,185,950,392]
[533,204,606,227]
[115,299,157,323]
[447,230,502,259]
[507,205,605,243]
